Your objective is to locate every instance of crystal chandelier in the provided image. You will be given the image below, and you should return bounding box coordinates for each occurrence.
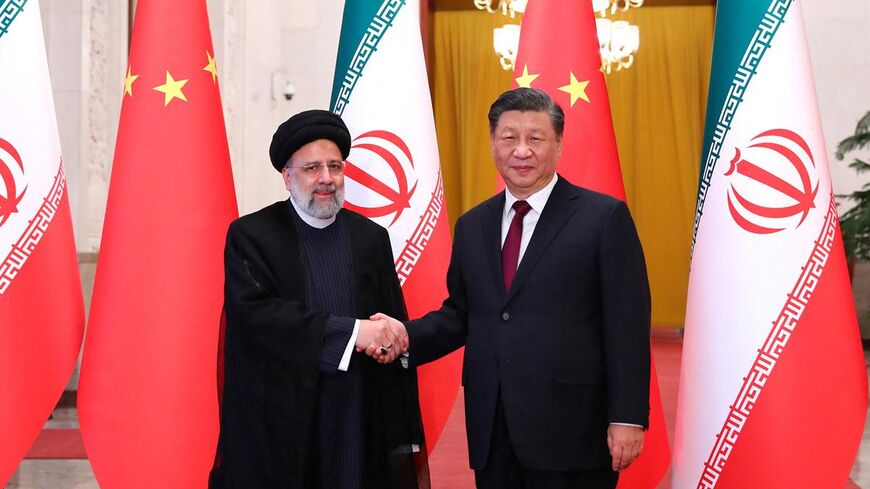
[474,0,528,18]
[591,0,643,17]
[480,0,642,73]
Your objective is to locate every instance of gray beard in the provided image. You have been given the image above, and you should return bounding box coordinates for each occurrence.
[289,180,345,219]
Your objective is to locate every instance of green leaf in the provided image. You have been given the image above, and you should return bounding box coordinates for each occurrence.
[836,110,870,160]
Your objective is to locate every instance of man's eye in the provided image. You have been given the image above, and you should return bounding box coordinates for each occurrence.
[327,162,342,171]
[303,165,319,173]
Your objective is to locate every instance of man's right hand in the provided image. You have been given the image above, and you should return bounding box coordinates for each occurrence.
[355,319,400,363]
[369,313,408,352]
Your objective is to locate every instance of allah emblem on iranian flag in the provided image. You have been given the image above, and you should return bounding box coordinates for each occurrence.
[725,129,819,235]
[0,137,27,228]
[343,130,417,227]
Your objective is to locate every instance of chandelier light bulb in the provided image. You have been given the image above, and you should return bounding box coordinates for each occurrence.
[596,18,612,50]
[509,0,528,14]
[493,24,522,70]
[591,0,644,18]
[592,0,611,16]
[475,0,521,18]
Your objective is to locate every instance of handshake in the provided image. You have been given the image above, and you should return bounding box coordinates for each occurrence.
[354,313,408,364]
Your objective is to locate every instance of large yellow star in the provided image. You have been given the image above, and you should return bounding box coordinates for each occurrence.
[515,64,539,88]
[203,51,218,84]
[558,71,590,106]
[124,66,139,97]
[153,71,189,106]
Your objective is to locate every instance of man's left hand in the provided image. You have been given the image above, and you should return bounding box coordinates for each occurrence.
[607,424,644,471]
[359,313,409,364]
[368,313,409,361]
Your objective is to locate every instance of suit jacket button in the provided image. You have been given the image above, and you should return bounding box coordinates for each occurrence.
[502,312,510,321]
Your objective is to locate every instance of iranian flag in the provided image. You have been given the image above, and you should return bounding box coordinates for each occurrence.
[0,1,84,485]
[330,0,460,451]
[511,1,670,486]
[673,2,867,488]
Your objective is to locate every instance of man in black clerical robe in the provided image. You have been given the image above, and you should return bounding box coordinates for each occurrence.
[209,110,428,489]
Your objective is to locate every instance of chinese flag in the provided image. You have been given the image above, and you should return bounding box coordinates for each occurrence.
[77,1,237,488]
[511,1,670,486]
[0,2,84,485]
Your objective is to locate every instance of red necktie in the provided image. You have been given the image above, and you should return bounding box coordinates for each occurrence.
[502,200,532,292]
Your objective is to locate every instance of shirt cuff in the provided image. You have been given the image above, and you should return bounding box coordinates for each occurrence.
[338,319,360,372]
[609,422,643,428]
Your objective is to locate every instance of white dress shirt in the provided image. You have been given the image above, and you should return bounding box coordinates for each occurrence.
[500,173,558,261]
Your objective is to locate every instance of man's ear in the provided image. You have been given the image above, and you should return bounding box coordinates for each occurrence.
[282,168,293,192]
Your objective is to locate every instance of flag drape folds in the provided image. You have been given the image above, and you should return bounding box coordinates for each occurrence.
[0,2,84,484]
[330,0,460,453]
[77,1,238,487]
[673,3,867,488]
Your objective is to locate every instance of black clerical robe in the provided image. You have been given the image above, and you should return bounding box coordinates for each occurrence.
[209,201,427,489]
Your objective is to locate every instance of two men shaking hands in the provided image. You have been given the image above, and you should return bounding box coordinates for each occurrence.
[211,88,651,489]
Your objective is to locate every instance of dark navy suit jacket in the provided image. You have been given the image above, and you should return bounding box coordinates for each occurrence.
[407,176,651,471]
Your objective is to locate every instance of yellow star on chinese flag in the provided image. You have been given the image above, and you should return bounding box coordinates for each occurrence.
[153,71,189,106]
[515,64,540,88]
[124,66,139,97]
[203,51,218,84]
[558,71,590,106]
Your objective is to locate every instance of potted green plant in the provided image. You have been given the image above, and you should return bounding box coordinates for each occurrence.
[835,109,870,278]
[835,110,870,339]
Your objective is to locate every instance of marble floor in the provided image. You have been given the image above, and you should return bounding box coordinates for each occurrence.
[6,341,870,489]
[6,406,94,489]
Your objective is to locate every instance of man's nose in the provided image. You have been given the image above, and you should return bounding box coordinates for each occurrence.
[317,164,334,183]
[513,142,532,158]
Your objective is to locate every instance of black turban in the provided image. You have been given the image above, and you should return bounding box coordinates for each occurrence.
[268,109,351,172]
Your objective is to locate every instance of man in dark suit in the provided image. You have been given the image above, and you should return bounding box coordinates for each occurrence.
[375,88,650,489]
[210,110,427,489]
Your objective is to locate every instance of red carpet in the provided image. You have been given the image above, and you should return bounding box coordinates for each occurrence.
[428,334,864,489]
[429,388,474,488]
[24,428,86,459]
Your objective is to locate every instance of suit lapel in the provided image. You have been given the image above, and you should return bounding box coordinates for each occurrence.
[505,177,578,303]
[485,192,508,301]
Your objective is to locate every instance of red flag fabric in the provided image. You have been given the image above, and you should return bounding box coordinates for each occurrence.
[77,1,238,487]
[0,2,84,484]
[511,1,671,486]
